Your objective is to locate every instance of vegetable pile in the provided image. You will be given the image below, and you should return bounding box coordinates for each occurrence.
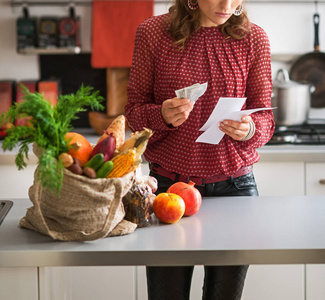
[0,84,153,195]
[64,117,153,181]
[0,84,104,194]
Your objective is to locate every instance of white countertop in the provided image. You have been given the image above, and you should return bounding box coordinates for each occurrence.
[1,196,325,267]
[256,144,325,162]
[1,128,325,164]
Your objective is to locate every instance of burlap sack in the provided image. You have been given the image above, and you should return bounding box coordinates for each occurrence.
[20,167,138,241]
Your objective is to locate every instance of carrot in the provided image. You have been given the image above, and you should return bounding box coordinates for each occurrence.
[97,115,126,150]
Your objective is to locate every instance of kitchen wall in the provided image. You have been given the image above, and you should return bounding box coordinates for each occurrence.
[1,1,325,81]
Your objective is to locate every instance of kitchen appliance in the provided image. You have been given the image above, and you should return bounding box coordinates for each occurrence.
[268,122,325,145]
[38,17,58,48]
[272,69,314,126]
[16,6,37,51]
[0,201,13,225]
[58,5,81,48]
[290,12,325,108]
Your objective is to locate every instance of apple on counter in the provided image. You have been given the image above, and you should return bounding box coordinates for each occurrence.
[153,181,202,224]
[153,193,185,224]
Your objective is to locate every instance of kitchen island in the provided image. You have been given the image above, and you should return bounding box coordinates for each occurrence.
[1,134,325,299]
[1,196,325,267]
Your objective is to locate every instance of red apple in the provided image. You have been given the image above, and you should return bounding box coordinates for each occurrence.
[153,193,185,224]
[167,181,202,216]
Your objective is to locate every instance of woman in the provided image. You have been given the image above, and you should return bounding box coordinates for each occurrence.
[125,0,275,299]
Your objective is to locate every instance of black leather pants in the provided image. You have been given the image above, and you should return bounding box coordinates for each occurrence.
[147,170,258,300]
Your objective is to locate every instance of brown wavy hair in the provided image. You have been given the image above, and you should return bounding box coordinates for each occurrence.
[167,0,251,48]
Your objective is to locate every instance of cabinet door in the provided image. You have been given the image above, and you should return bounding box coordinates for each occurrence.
[242,265,304,300]
[306,162,325,195]
[305,163,325,300]
[253,162,304,196]
[306,265,325,300]
[39,266,136,300]
[0,267,38,300]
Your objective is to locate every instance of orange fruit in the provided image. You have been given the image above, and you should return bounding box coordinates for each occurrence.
[65,132,93,166]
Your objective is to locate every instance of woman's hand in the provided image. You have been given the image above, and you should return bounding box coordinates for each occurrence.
[161,97,194,127]
[219,115,252,141]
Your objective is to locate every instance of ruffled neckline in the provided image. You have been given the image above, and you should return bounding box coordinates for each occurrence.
[197,26,224,38]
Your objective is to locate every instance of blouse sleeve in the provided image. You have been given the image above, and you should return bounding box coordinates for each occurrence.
[125,19,175,139]
[239,26,275,149]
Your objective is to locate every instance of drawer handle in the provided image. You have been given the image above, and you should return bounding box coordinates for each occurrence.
[319,180,325,185]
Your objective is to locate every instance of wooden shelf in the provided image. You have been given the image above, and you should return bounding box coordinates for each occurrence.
[17,46,81,55]
[271,54,301,63]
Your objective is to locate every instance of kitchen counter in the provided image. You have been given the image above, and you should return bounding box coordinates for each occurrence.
[1,128,325,164]
[1,196,325,267]
[2,144,325,164]
[256,144,325,162]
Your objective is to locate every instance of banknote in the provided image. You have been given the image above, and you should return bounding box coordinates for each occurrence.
[175,82,207,102]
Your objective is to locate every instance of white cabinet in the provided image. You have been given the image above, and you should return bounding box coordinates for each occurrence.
[306,265,325,300]
[39,266,136,300]
[253,161,305,196]
[242,265,305,300]
[305,162,325,300]
[306,162,325,195]
[0,267,38,300]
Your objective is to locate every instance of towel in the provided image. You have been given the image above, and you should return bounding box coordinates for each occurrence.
[91,0,154,68]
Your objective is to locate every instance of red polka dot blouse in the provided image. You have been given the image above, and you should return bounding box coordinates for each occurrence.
[125,13,275,178]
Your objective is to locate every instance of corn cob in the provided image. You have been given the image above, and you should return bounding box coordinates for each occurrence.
[118,128,153,154]
[106,149,136,178]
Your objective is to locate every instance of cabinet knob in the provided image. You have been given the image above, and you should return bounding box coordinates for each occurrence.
[319,180,325,185]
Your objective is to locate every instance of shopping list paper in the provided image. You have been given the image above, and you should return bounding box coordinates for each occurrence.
[196,97,276,144]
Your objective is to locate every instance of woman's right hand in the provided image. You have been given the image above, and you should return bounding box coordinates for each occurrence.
[161,97,194,127]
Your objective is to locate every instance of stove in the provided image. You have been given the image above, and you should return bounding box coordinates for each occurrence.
[268,122,325,145]
[0,200,13,225]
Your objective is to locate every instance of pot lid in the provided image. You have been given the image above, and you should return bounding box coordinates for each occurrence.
[274,68,312,88]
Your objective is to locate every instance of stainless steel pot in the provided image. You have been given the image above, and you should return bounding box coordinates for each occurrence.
[271,69,315,126]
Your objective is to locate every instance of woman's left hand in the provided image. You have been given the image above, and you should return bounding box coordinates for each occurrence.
[219,115,252,141]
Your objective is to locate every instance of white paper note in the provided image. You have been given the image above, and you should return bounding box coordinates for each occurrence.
[199,98,246,131]
[196,97,276,145]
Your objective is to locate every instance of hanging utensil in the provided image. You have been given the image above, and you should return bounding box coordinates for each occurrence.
[290,6,325,108]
